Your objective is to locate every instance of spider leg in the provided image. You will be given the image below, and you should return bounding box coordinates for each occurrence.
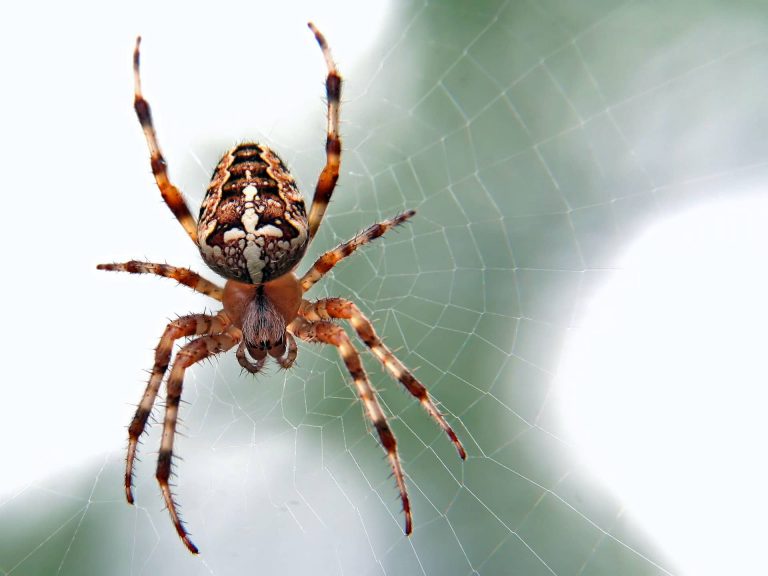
[125,312,229,505]
[306,23,342,243]
[236,340,267,373]
[302,299,466,459]
[290,317,412,534]
[300,210,416,293]
[275,332,298,369]
[97,260,224,301]
[157,327,241,555]
[133,37,198,244]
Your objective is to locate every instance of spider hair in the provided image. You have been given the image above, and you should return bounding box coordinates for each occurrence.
[241,289,286,351]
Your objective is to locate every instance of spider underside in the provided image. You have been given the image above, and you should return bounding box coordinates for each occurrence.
[98,23,466,554]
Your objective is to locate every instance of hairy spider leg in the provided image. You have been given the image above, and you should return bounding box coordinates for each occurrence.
[300,210,416,293]
[157,328,241,555]
[301,298,466,459]
[306,22,342,243]
[276,332,298,369]
[124,312,230,504]
[97,261,224,301]
[290,317,413,535]
[133,37,199,244]
[235,340,267,373]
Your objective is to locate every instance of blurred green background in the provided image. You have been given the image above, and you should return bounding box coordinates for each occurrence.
[2,0,767,574]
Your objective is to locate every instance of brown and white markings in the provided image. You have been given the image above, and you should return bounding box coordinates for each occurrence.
[97,23,466,555]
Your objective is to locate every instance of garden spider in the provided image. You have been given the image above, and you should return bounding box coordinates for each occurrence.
[98,23,466,554]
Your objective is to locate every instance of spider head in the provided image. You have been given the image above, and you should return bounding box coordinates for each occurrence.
[222,274,302,364]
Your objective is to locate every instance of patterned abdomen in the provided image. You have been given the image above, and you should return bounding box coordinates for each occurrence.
[197,143,309,284]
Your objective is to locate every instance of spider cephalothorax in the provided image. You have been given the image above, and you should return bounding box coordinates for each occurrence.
[98,23,465,555]
[222,274,302,368]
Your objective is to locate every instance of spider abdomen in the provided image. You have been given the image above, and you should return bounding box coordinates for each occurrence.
[197,143,309,284]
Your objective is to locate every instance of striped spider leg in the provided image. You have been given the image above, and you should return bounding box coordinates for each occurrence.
[97,262,232,552]
[306,22,342,244]
[132,37,198,244]
[296,211,467,533]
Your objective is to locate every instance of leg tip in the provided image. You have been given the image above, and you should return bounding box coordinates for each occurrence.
[308,22,329,50]
[183,537,200,555]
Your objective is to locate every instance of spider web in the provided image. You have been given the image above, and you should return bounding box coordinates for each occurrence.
[2,0,768,574]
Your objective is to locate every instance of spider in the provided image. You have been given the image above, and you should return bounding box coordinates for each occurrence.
[98,23,466,554]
